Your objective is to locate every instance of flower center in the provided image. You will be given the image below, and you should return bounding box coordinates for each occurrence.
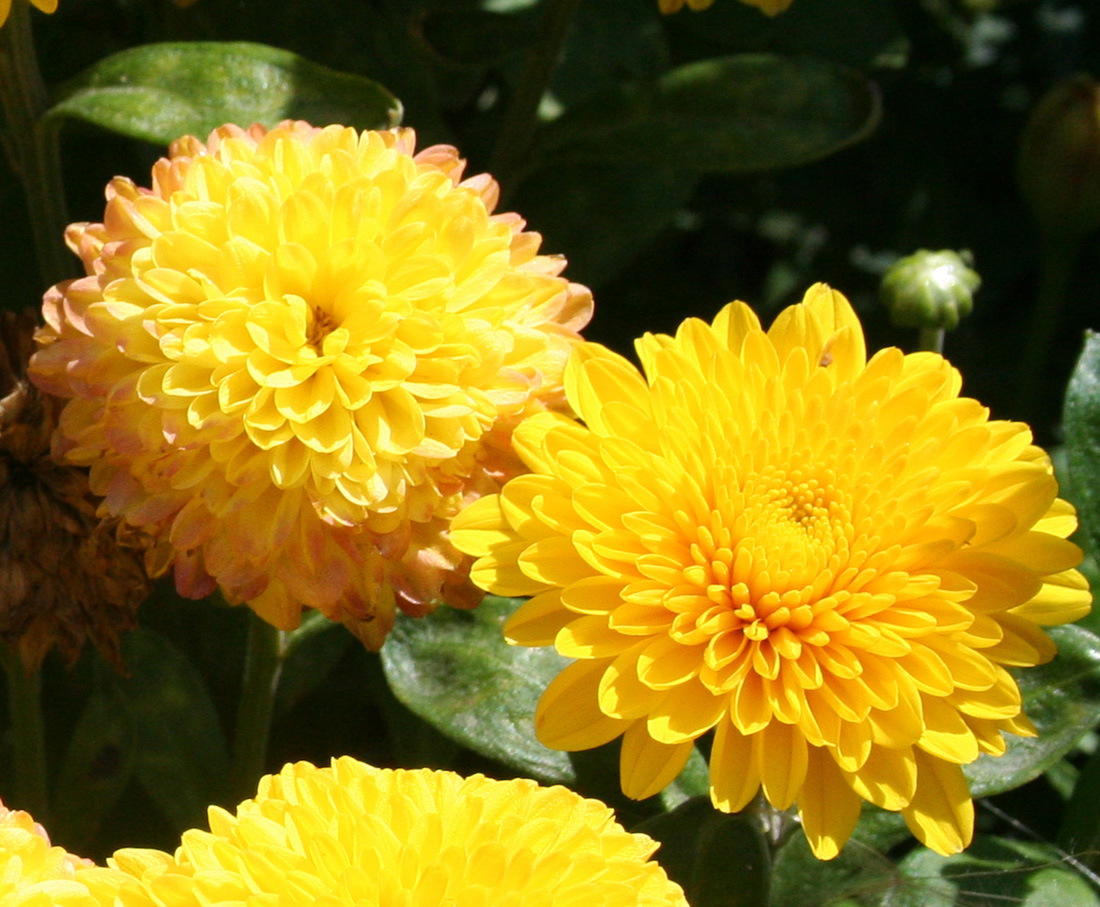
[664,464,870,684]
[306,305,337,352]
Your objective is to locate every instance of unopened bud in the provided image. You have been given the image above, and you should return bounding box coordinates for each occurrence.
[1018,74,1100,239]
[880,249,980,331]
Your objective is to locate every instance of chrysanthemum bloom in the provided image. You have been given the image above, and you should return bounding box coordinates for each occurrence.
[0,796,129,907]
[658,0,793,15]
[0,311,150,673]
[451,283,1091,860]
[111,757,688,907]
[30,122,592,647]
[0,0,56,27]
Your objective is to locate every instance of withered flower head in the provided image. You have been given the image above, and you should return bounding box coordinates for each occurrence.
[0,309,150,672]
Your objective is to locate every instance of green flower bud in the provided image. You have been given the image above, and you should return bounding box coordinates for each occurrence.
[880,249,980,331]
[1018,74,1100,240]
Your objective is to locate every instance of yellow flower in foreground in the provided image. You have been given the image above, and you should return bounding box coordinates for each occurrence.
[111,757,688,907]
[451,283,1091,860]
[0,0,56,28]
[0,797,126,907]
[658,0,793,15]
[30,121,592,647]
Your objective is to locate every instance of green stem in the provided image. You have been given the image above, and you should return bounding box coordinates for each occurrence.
[918,327,945,354]
[488,0,583,191]
[1015,230,1082,423]
[0,1,73,285]
[1,647,48,820]
[229,613,286,801]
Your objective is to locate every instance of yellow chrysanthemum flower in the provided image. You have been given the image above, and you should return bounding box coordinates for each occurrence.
[451,283,1092,860]
[658,0,793,15]
[0,0,56,28]
[29,121,592,646]
[0,798,128,907]
[111,757,688,907]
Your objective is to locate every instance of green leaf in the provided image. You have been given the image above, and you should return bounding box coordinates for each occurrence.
[1060,741,1100,875]
[888,836,1100,907]
[113,630,231,830]
[50,682,134,854]
[1064,330,1100,560]
[966,625,1100,798]
[637,798,770,907]
[769,809,914,907]
[531,54,880,174]
[380,597,574,783]
[666,0,905,70]
[46,42,402,147]
[510,162,698,288]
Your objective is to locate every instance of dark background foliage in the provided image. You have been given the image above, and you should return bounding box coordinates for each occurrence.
[4,1,1100,903]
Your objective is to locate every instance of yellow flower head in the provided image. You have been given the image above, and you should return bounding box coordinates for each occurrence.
[0,798,127,907]
[451,284,1092,860]
[0,0,56,28]
[658,0,793,15]
[111,757,688,907]
[30,121,592,646]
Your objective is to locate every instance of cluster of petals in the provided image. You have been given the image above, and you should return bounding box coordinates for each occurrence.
[30,121,591,645]
[451,283,1092,859]
[110,757,687,907]
[658,0,794,15]
[0,798,126,907]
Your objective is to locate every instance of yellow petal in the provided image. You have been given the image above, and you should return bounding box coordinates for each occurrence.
[901,751,974,856]
[709,718,761,814]
[619,723,695,800]
[536,660,629,751]
[798,746,863,860]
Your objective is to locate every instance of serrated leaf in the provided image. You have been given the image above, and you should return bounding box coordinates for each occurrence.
[966,625,1100,798]
[1065,331,1100,560]
[637,798,770,907]
[113,630,230,831]
[45,42,402,146]
[532,54,880,173]
[380,597,574,783]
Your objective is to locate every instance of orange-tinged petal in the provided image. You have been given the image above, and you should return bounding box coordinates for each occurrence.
[709,719,761,814]
[504,589,572,646]
[798,746,863,860]
[451,281,1090,861]
[902,751,974,855]
[620,724,695,800]
[536,660,630,750]
[758,721,808,810]
[31,121,591,645]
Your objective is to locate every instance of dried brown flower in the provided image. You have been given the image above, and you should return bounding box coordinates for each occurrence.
[0,309,150,672]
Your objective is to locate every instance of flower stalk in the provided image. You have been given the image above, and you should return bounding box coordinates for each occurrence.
[1,647,48,821]
[0,1,72,284]
[228,613,286,802]
[489,0,583,191]
[918,327,945,354]
[1015,233,1080,422]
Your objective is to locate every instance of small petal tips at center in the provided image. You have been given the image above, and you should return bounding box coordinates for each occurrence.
[450,283,1091,859]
